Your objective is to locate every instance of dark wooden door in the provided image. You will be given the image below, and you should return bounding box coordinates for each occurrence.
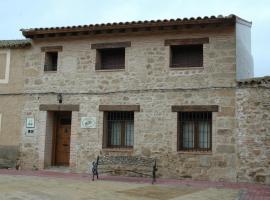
[54,112,71,166]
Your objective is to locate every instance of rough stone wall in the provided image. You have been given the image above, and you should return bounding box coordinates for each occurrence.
[236,80,270,184]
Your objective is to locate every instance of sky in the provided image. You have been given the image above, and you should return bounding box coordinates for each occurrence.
[0,0,269,77]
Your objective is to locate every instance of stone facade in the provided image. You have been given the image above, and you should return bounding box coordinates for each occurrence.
[20,27,239,181]
[0,16,269,184]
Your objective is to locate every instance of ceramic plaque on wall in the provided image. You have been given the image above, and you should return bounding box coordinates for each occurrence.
[81,117,96,128]
[26,117,35,128]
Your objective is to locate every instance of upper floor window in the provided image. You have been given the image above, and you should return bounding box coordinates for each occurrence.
[170,45,203,68]
[91,41,131,70]
[97,48,125,70]
[41,46,62,72]
[44,52,58,71]
[0,49,10,84]
[165,37,209,68]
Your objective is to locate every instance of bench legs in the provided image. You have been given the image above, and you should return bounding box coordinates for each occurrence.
[92,161,99,181]
[152,160,158,184]
[91,156,99,181]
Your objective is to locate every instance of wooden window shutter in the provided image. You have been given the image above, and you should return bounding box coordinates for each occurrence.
[170,45,203,68]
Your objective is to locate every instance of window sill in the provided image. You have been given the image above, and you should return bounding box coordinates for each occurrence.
[169,66,204,70]
[95,69,125,72]
[102,148,133,153]
[177,151,212,155]
[44,71,57,73]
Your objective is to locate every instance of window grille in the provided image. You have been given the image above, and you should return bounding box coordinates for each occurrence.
[103,111,134,148]
[178,112,212,151]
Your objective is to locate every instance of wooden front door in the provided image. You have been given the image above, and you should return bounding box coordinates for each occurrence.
[54,112,71,166]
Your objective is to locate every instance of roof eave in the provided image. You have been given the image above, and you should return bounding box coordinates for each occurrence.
[21,17,237,39]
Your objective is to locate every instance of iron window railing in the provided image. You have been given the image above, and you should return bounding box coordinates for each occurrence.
[178,112,212,151]
[44,64,57,71]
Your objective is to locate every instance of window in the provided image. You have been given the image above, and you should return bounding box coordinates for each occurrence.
[0,53,7,80]
[91,41,130,70]
[103,111,134,148]
[0,49,10,84]
[96,48,125,70]
[170,45,203,68]
[44,52,58,71]
[178,112,212,151]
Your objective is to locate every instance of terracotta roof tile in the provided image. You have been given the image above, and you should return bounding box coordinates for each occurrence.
[20,14,251,38]
[0,39,31,48]
[238,76,270,86]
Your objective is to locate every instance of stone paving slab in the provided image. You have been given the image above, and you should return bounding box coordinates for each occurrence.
[0,174,239,200]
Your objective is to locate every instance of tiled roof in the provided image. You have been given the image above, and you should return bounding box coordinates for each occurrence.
[0,40,31,48]
[21,14,251,39]
[238,76,270,86]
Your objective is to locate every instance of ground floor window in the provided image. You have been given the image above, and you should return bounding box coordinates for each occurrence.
[103,111,134,148]
[178,112,212,151]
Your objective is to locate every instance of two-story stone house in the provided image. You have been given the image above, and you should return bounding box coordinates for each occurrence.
[0,15,269,184]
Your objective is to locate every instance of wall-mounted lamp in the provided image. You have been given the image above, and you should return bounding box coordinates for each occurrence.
[57,93,63,104]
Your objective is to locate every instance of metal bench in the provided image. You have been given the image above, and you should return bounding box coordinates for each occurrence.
[91,155,158,184]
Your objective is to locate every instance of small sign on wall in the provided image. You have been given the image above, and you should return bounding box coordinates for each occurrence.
[81,117,96,128]
[25,129,35,137]
[26,117,35,128]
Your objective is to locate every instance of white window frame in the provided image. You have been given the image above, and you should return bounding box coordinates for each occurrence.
[0,49,11,84]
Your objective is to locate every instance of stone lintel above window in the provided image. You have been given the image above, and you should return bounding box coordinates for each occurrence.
[41,46,63,52]
[91,41,131,49]
[164,37,209,46]
[171,105,219,112]
[99,105,140,112]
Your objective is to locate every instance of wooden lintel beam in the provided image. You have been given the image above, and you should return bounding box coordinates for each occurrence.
[40,104,80,111]
[91,41,131,49]
[171,105,219,112]
[164,37,209,46]
[99,105,140,112]
[41,46,63,52]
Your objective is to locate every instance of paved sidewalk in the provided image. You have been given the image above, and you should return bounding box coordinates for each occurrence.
[0,169,269,200]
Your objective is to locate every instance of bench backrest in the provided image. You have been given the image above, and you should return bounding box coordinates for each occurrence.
[97,156,156,167]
